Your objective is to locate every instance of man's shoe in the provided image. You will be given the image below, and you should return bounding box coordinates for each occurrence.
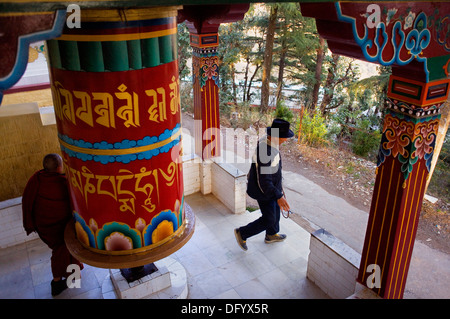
[265,233,287,244]
[234,228,248,251]
[51,279,68,296]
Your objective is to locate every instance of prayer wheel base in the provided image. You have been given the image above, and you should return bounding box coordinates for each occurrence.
[120,263,158,283]
[64,204,195,269]
[104,257,188,299]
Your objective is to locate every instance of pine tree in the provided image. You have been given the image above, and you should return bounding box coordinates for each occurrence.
[260,4,278,113]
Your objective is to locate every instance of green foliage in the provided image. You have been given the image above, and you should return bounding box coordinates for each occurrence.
[298,109,328,147]
[440,133,450,165]
[351,119,382,158]
[179,4,393,165]
[273,100,294,123]
[177,22,192,81]
[218,17,255,104]
[180,81,194,113]
[428,132,450,202]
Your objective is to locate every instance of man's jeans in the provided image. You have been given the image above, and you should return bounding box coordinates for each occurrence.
[239,199,280,240]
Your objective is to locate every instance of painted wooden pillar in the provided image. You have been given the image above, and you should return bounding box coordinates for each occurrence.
[178,4,249,160]
[46,7,187,255]
[300,1,450,299]
[190,31,220,159]
[357,75,449,298]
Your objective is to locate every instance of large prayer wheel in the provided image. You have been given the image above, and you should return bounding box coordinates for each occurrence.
[47,7,193,265]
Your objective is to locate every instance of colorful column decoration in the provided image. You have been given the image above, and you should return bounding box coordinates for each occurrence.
[179,4,249,160]
[300,1,450,299]
[47,7,186,255]
[190,32,220,159]
[358,75,448,299]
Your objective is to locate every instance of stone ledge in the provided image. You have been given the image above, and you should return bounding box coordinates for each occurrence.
[307,229,361,299]
[311,229,360,268]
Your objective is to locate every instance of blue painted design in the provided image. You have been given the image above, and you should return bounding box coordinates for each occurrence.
[73,212,96,248]
[405,13,431,57]
[0,10,66,104]
[179,196,184,228]
[398,137,417,180]
[435,15,450,52]
[424,144,435,172]
[335,3,431,82]
[376,133,391,168]
[59,123,181,164]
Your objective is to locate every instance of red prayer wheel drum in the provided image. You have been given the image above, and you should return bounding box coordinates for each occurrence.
[47,7,185,255]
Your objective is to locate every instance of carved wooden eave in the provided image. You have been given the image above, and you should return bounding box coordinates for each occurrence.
[300,2,450,84]
[178,4,250,34]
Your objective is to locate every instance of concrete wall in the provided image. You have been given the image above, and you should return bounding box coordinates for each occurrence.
[182,153,247,214]
[211,161,247,214]
[307,229,361,299]
[0,102,60,201]
[182,154,201,196]
[0,102,59,248]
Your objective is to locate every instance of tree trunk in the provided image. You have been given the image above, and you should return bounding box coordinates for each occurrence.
[230,63,237,103]
[247,64,261,102]
[320,54,340,114]
[276,36,288,106]
[243,57,249,102]
[310,36,325,111]
[260,5,278,113]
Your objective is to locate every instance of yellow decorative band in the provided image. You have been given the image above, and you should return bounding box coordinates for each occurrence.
[55,27,177,42]
[59,129,181,156]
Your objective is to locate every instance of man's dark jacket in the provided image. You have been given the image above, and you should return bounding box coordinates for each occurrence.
[247,137,283,201]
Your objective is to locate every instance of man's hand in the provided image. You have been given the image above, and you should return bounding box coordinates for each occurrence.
[277,196,290,212]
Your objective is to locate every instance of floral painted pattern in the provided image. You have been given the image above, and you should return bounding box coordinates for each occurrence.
[74,212,96,248]
[105,232,133,251]
[414,121,438,159]
[200,56,219,88]
[382,114,415,158]
[96,221,141,251]
[377,111,439,181]
[72,197,184,253]
[386,8,398,26]
[404,12,416,30]
[143,209,179,246]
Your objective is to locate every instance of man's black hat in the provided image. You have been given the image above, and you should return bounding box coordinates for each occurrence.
[266,118,295,138]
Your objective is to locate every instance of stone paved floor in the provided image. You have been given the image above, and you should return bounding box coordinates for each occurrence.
[0,192,328,299]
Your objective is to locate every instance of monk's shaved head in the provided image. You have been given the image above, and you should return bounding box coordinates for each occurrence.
[43,154,63,172]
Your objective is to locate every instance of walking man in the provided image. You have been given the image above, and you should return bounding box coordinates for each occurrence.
[234,118,294,251]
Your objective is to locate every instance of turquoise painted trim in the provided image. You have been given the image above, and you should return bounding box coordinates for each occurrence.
[334,3,431,82]
[0,9,66,104]
[73,211,97,248]
[59,123,181,164]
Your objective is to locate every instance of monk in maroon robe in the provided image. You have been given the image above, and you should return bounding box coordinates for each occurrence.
[22,153,83,296]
